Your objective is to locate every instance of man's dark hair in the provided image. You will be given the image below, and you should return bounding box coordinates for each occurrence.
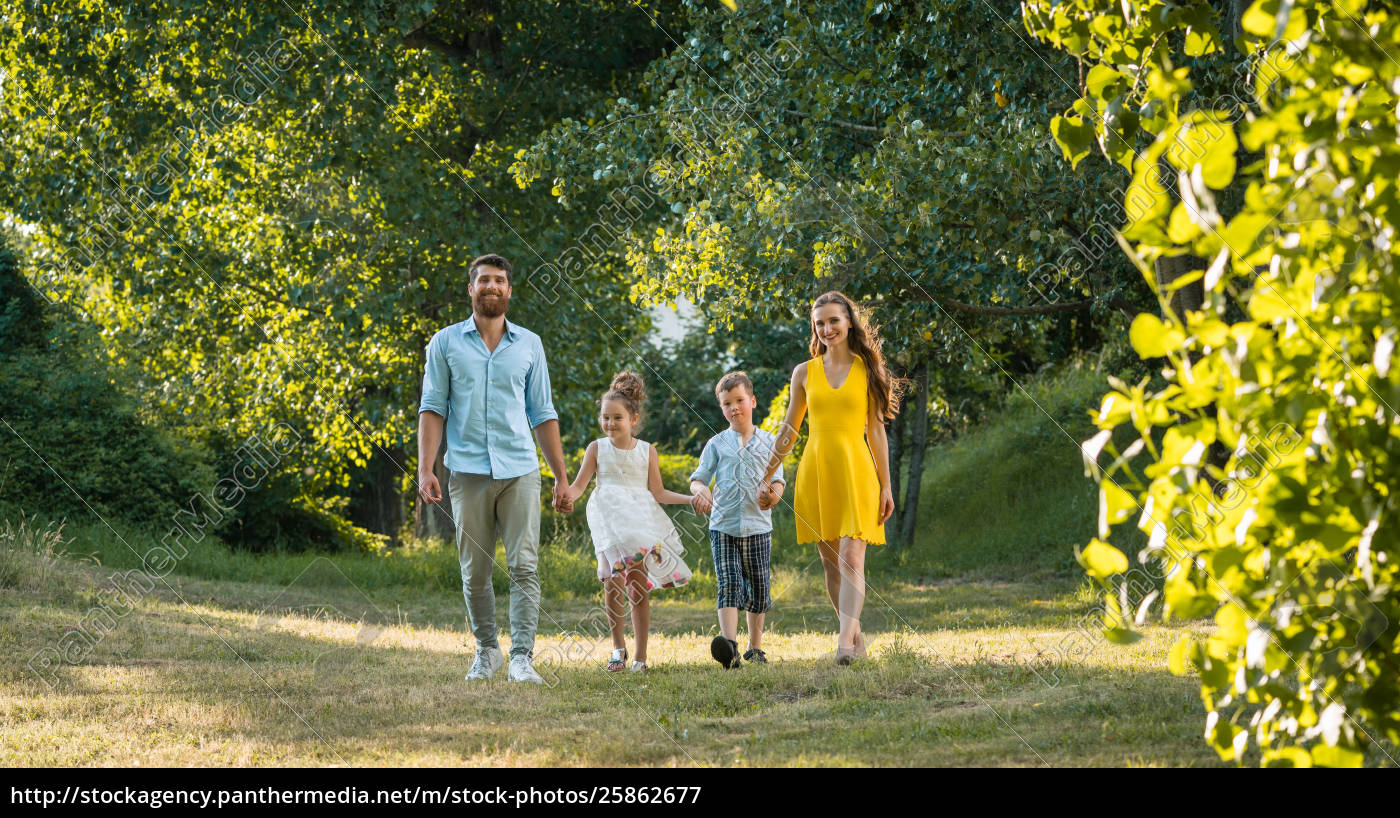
[468,253,513,285]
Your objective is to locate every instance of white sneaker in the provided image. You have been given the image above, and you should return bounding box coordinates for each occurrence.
[507,654,544,684]
[465,646,504,681]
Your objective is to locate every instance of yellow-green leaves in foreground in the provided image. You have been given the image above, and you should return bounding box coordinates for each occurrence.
[1027,0,1400,766]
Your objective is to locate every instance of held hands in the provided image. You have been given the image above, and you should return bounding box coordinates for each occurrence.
[552,480,574,513]
[878,485,894,525]
[690,484,713,515]
[756,481,784,511]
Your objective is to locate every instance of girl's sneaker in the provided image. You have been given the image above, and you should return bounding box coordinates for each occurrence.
[629,661,647,673]
[710,636,741,669]
[742,648,768,664]
[607,648,628,672]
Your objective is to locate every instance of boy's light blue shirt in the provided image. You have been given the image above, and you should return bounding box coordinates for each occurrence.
[418,315,558,479]
[690,427,786,538]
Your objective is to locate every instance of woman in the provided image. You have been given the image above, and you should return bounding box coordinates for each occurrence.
[759,291,904,664]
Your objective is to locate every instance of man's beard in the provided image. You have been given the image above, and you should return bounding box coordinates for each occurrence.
[473,291,509,318]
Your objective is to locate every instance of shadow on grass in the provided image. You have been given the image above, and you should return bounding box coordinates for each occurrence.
[2,559,1223,767]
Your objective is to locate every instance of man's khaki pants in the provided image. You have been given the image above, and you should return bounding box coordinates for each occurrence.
[448,469,541,657]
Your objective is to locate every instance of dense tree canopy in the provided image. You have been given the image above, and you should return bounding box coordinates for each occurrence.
[515,0,1153,544]
[516,0,1142,333]
[0,1,681,508]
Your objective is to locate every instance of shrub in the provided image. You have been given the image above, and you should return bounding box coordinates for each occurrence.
[0,344,217,528]
[1029,0,1400,765]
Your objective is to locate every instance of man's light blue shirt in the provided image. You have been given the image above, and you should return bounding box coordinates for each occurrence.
[690,427,786,538]
[418,315,558,479]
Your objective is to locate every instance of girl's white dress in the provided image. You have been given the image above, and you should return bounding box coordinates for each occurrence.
[585,437,693,589]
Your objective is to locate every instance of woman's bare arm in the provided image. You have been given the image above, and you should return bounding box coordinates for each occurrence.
[867,399,895,524]
[760,362,808,484]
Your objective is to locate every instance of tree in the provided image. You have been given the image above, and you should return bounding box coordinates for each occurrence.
[1027,0,1400,765]
[515,0,1146,547]
[0,1,683,540]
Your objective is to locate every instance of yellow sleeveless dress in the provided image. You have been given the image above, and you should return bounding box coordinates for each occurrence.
[794,354,886,546]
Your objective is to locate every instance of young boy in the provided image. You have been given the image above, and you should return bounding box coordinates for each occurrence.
[690,371,786,669]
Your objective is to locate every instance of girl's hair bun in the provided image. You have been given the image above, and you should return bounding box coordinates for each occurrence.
[599,369,647,429]
[609,370,647,405]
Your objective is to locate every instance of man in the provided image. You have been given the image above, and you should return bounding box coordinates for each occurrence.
[417,253,573,684]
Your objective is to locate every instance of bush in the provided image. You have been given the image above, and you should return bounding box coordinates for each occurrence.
[0,242,216,528]
[0,344,217,529]
[1031,0,1400,765]
[0,242,386,554]
[0,241,45,353]
[223,491,390,554]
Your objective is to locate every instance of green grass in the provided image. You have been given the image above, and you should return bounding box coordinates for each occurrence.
[0,542,1220,766]
[0,350,1253,766]
[904,354,1118,578]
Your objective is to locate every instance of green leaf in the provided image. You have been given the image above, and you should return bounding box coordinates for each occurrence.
[1207,714,1246,761]
[1168,201,1203,244]
[1262,747,1313,767]
[1099,480,1137,532]
[1051,114,1094,168]
[1248,285,1293,323]
[1130,313,1186,358]
[1310,743,1364,768]
[1123,152,1171,240]
[1241,0,1280,36]
[1214,604,1249,645]
[1168,636,1196,675]
[1164,578,1217,620]
[1167,114,1237,189]
[1184,29,1220,57]
[1085,64,1124,98]
[1079,538,1129,578]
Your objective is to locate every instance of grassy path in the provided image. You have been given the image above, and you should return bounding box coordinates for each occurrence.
[0,549,1218,766]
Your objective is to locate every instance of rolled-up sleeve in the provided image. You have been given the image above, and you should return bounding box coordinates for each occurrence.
[690,440,716,485]
[419,331,450,417]
[524,335,558,428]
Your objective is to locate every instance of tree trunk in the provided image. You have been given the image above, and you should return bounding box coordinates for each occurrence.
[349,444,409,545]
[898,356,931,550]
[887,391,906,547]
[409,353,455,543]
[414,438,455,543]
[1155,251,1205,322]
[1226,0,1251,52]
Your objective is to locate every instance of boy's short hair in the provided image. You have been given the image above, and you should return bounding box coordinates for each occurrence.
[714,371,754,398]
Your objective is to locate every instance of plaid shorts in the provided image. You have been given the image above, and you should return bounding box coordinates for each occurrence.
[710,530,772,614]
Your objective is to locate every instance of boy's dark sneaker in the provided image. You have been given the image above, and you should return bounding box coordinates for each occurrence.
[710,636,741,669]
[743,648,768,664]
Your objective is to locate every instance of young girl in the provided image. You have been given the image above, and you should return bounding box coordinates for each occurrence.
[567,371,695,672]
[758,292,905,664]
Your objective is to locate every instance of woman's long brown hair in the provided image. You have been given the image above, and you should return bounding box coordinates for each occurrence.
[808,291,906,423]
